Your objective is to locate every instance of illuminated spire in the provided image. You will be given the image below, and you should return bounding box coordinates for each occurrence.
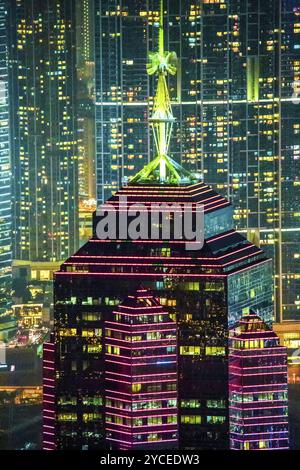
[131,0,196,185]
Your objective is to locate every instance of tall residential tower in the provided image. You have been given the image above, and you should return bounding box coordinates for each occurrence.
[0,0,11,314]
[8,0,78,272]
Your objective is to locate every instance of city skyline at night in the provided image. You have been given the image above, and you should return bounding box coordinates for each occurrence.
[0,0,299,454]
[44,2,289,449]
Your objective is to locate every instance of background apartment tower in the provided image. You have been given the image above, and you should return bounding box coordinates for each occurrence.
[0,0,11,314]
[76,0,96,245]
[8,0,78,275]
[94,0,300,322]
[44,2,285,449]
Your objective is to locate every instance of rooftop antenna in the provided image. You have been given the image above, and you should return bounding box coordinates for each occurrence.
[130,0,196,184]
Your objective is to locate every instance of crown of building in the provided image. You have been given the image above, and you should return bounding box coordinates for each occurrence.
[130,0,200,186]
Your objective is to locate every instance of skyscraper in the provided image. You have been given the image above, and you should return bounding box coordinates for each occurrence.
[8,0,78,270]
[44,2,287,449]
[229,311,289,450]
[105,288,178,450]
[0,0,11,314]
[94,0,300,322]
[76,0,96,245]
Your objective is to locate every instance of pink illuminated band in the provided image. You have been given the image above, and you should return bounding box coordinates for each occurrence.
[106,371,177,378]
[106,427,177,436]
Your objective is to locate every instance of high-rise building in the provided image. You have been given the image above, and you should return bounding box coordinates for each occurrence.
[0,0,11,314]
[44,3,287,449]
[94,0,300,322]
[76,0,96,245]
[105,288,178,450]
[8,0,78,268]
[229,311,289,450]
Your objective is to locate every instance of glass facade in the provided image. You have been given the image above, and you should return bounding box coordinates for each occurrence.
[8,0,78,263]
[94,0,300,321]
[0,0,11,314]
[105,288,178,450]
[49,181,274,449]
[76,0,96,245]
[229,311,289,450]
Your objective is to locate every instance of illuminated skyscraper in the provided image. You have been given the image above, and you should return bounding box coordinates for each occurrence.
[0,0,11,314]
[76,0,96,244]
[105,288,178,450]
[8,0,78,267]
[229,311,289,450]
[94,0,300,321]
[45,3,287,449]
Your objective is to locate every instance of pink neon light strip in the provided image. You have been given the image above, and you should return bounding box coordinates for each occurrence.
[56,271,227,278]
[106,352,176,359]
[106,371,177,378]
[106,427,177,436]
[105,321,176,329]
[71,244,254,262]
[106,337,176,345]
[107,436,177,445]
[66,251,261,270]
[106,377,176,385]
[106,411,177,420]
[105,343,176,351]
[106,389,176,397]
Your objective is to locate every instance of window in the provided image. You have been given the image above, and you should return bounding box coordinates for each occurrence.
[83,413,102,422]
[181,415,201,424]
[205,346,225,356]
[205,282,224,291]
[58,413,77,421]
[148,417,162,425]
[87,344,102,353]
[82,312,101,321]
[207,415,226,424]
[133,418,143,427]
[180,346,201,355]
[82,396,103,406]
[167,415,177,424]
[132,383,142,393]
[207,399,226,408]
[59,328,76,337]
[106,345,120,355]
[181,399,201,408]
[183,282,200,291]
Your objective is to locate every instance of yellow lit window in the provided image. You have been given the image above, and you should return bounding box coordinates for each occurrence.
[180,346,201,355]
[132,383,141,393]
[205,347,225,356]
[181,415,201,424]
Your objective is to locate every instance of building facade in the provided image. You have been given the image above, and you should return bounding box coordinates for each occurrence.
[0,0,11,314]
[76,0,96,245]
[46,177,275,449]
[94,0,300,322]
[8,0,78,264]
[45,1,289,450]
[105,288,178,450]
[229,311,289,450]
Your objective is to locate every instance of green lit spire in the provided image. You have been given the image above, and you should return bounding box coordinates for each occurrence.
[131,0,197,185]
